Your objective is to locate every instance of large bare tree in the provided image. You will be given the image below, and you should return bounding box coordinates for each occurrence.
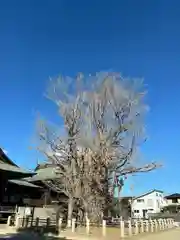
[36,72,160,223]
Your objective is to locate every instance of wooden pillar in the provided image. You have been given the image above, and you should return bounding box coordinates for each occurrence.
[35,217,39,231]
[0,174,7,204]
[46,218,50,228]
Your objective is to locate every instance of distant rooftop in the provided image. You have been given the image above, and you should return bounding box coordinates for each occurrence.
[165,193,180,199]
[133,189,164,199]
[0,148,18,166]
[0,147,35,179]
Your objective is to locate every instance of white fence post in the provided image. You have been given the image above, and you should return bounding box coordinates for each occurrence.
[120,220,125,238]
[150,219,153,233]
[102,220,106,237]
[86,218,90,235]
[67,219,71,228]
[15,216,20,229]
[145,220,149,232]
[7,216,11,226]
[128,220,132,236]
[154,219,158,232]
[58,218,62,231]
[171,218,174,228]
[140,220,144,233]
[162,219,165,230]
[168,218,171,228]
[165,219,168,229]
[158,219,161,230]
[134,220,138,235]
[72,218,76,233]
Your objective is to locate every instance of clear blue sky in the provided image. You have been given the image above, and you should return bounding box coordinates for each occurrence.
[0,0,180,196]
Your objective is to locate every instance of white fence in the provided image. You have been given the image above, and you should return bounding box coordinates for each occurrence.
[7,216,175,238]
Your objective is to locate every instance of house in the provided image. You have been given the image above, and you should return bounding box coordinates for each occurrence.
[131,189,166,218]
[161,193,180,214]
[119,196,134,219]
[165,193,180,205]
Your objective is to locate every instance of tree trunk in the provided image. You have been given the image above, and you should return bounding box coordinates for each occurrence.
[67,197,73,227]
[104,167,109,217]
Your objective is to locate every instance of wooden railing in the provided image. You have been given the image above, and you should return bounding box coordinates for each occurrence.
[0,205,15,213]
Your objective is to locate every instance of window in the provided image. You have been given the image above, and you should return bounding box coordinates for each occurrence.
[134,210,139,213]
[147,199,153,207]
[157,200,160,208]
[137,199,144,203]
[172,198,178,203]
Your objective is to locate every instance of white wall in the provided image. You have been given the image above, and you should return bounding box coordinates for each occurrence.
[132,191,166,218]
[166,199,180,205]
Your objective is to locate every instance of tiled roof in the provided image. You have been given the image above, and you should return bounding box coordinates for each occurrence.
[165,193,180,199]
[0,148,18,166]
[0,162,35,179]
[24,167,59,182]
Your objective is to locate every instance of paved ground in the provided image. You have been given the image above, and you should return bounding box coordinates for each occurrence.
[134,228,180,240]
[61,228,180,240]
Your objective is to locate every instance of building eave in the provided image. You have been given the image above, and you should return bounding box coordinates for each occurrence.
[0,163,35,179]
[8,179,42,188]
[0,148,18,167]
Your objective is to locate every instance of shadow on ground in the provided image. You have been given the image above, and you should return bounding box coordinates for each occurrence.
[0,227,71,240]
[0,232,69,240]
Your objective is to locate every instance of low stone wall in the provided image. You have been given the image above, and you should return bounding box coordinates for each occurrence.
[17,206,57,220]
